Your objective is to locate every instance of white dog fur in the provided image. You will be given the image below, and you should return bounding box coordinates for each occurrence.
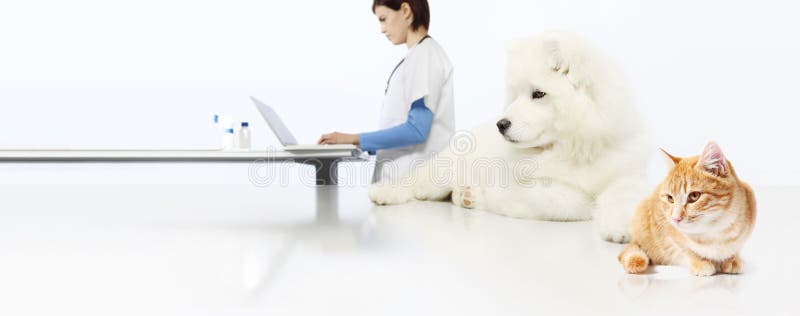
[369,31,649,243]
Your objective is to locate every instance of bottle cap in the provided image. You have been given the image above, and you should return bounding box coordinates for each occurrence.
[225,128,234,134]
[214,114,219,123]
[241,122,249,127]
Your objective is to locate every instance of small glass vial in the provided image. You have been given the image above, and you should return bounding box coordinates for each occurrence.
[238,122,251,151]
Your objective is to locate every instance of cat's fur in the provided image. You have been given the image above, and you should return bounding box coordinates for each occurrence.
[618,142,756,276]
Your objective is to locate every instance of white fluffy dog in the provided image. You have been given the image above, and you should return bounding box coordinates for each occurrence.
[369,31,649,243]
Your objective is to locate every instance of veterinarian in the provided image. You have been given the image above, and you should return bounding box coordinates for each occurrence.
[317,0,455,183]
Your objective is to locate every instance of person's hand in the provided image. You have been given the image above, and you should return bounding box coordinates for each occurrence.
[318,132,359,145]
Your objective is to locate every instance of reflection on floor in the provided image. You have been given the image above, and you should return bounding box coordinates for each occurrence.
[0,181,795,316]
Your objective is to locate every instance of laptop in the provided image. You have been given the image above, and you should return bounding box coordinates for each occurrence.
[251,96,357,152]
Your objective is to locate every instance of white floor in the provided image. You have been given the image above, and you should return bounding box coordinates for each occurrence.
[0,163,796,316]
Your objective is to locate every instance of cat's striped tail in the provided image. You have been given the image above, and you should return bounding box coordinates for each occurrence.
[618,243,650,274]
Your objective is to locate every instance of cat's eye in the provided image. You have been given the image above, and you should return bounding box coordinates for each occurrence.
[687,192,702,203]
[531,90,546,99]
[666,195,674,203]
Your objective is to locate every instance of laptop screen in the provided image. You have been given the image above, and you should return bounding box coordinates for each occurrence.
[250,97,298,146]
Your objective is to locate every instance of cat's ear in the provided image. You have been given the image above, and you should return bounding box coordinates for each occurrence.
[699,141,728,177]
[659,148,681,169]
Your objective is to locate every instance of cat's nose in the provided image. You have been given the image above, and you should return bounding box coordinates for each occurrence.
[672,217,683,224]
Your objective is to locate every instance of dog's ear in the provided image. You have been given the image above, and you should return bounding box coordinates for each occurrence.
[542,32,591,89]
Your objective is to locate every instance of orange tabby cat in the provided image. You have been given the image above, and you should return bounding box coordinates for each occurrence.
[618,141,756,276]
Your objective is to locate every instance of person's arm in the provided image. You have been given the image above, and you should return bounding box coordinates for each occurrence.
[359,97,433,155]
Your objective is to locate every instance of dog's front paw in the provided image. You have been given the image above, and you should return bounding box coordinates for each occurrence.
[451,186,486,210]
[596,219,631,244]
[594,206,633,243]
[369,183,414,205]
[601,229,631,244]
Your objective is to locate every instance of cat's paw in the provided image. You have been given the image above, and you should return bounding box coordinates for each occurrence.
[369,183,414,205]
[451,186,485,210]
[720,255,743,274]
[689,259,717,276]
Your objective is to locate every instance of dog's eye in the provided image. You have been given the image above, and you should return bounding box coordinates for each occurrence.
[531,90,546,99]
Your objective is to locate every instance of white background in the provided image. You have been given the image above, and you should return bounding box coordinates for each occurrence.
[1,0,798,185]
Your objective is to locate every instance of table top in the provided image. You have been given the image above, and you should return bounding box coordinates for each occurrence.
[0,148,366,162]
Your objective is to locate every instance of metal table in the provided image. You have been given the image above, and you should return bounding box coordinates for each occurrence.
[0,149,366,185]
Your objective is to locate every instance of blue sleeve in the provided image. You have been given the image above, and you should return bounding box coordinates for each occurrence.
[359,97,433,155]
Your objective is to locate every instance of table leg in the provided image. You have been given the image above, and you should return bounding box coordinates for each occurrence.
[303,158,339,186]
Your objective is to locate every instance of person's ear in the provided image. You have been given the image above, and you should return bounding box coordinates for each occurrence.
[400,3,413,24]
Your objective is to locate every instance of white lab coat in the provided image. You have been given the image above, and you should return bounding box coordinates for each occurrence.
[372,37,455,184]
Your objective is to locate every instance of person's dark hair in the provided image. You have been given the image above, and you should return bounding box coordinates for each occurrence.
[372,0,430,31]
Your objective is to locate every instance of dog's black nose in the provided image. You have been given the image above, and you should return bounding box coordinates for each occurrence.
[496,119,511,134]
